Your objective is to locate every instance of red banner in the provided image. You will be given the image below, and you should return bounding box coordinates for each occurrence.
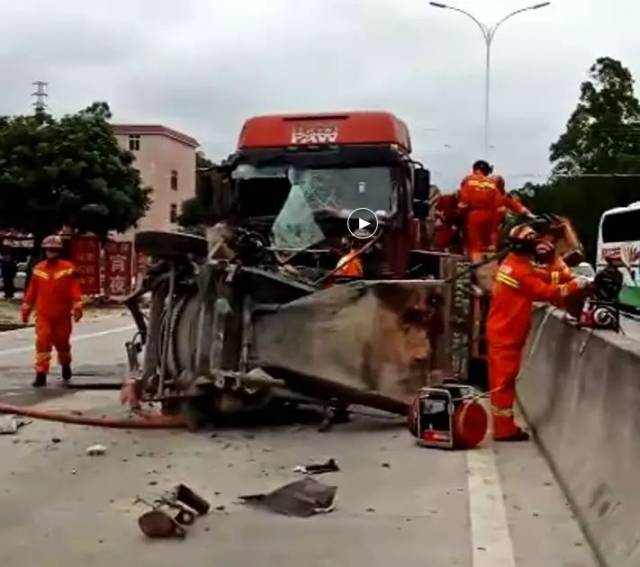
[70,235,101,296]
[105,241,133,297]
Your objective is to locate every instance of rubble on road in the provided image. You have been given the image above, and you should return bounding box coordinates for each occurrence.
[0,415,29,434]
[293,458,340,475]
[86,443,107,456]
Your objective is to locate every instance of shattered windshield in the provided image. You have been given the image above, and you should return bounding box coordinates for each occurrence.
[271,167,395,250]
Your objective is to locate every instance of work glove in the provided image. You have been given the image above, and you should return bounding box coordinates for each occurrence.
[20,304,31,323]
[73,306,83,323]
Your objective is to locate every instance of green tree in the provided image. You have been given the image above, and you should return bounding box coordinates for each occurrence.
[551,57,640,175]
[0,102,150,243]
[517,57,640,261]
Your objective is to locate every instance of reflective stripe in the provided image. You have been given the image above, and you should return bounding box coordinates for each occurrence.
[551,271,559,285]
[491,406,514,417]
[32,269,49,279]
[561,284,569,297]
[53,268,74,280]
[467,179,496,190]
[36,352,51,361]
[496,272,519,289]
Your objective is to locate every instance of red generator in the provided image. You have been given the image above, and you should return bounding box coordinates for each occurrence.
[408,383,488,450]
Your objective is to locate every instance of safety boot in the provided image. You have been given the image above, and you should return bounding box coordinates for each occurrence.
[32,373,47,388]
[493,415,530,442]
[494,424,529,442]
[61,364,72,383]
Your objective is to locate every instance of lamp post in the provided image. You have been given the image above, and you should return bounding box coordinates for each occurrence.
[429,1,550,158]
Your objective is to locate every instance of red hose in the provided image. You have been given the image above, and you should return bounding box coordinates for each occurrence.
[0,401,187,429]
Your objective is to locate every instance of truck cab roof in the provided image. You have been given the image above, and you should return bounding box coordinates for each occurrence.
[237,111,412,154]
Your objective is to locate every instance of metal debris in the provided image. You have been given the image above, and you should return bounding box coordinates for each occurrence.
[135,483,211,540]
[239,477,337,518]
[293,458,340,475]
[172,483,211,516]
[138,510,186,539]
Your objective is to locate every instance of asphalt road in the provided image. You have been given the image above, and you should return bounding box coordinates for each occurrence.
[0,316,597,567]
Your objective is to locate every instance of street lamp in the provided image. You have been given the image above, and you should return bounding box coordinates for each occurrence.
[429,1,550,157]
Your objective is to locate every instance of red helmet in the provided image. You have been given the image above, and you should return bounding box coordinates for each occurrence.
[42,235,63,250]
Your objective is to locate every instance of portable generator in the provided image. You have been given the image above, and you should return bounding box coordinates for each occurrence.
[408,383,488,450]
[579,299,620,331]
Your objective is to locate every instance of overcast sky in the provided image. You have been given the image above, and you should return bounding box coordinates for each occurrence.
[1,0,639,189]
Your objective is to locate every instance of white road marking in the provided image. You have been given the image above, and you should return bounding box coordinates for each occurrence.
[0,325,135,357]
[467,447,516,567]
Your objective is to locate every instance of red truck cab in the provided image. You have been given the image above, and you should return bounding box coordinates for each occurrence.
[224,111,430,277]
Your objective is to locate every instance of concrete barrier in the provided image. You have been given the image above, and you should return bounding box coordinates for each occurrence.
[518,309,640,567]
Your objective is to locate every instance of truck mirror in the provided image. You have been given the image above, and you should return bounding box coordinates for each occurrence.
[414,169,431,201]
[413,200,429,220]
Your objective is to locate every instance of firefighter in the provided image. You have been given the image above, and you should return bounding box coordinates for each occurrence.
[21,235,83,388]
[334,235,365,278]
[335,248,363,277]
[491,174,533,248]
[431,193,460,252]
[528,216,578,286]
[458,160,500,261]
[486,226,591,441]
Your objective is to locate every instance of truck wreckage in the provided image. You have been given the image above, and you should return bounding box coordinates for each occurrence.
[122,111,581,426]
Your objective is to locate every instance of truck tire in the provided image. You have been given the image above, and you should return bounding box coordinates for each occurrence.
[135,231,208,259]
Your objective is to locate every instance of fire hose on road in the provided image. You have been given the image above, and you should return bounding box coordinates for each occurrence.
[0,400,187,429]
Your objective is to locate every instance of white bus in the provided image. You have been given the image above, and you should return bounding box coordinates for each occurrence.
[596,202,640,309]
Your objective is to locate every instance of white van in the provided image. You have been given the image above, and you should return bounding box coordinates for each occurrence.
[596,202,640,309]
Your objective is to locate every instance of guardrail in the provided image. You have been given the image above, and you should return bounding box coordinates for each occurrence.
[518,309,640,567]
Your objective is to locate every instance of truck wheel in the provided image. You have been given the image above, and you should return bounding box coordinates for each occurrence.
[135,231,208,259]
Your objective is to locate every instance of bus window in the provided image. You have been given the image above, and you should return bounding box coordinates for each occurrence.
[601,209,640,243]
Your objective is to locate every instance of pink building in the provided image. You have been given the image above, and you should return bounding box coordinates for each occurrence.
[112,125,199,232]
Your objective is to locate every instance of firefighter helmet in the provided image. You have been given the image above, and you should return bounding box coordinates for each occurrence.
[508,224,538,254]
[42,235,63,250]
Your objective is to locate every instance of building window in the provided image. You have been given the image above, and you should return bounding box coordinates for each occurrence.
[170,203,178,223]
[129,134,141,151]
[171,170,178,191]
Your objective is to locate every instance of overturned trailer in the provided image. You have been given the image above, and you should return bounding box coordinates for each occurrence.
[125,112,476,421]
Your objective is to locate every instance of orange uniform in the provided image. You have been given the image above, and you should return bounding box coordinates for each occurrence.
[23,259,82,374]
[533,255,574,286]
[334,249,363,277]
[458,173,500,260]
[487,253,581,439]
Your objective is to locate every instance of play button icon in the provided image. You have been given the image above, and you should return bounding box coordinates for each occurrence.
[347,208,379,239]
